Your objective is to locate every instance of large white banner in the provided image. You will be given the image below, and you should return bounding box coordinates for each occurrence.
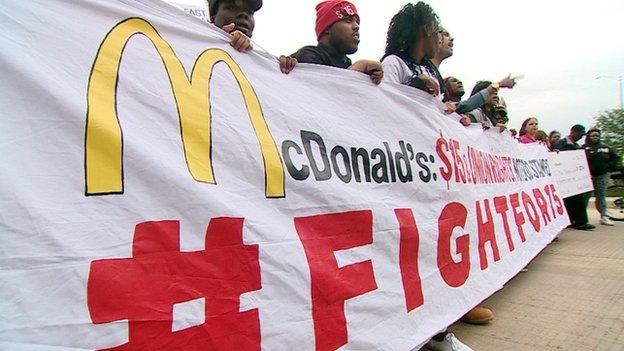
[0,1,569,350]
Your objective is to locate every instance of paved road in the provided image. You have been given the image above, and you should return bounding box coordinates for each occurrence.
[447,205,624,350]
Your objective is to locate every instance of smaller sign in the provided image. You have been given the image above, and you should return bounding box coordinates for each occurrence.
[548,149,594,198]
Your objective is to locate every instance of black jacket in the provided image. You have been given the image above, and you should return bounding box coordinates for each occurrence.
[291,43,352,69]
[583,142,620,176]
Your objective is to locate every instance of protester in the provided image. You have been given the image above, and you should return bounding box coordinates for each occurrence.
[492,96,510,124]
[583,128,619,225]
[381,2,442,96]
[380,5,474,350]
[466,81,509,130]
[291,1,383,84]
[208,0,297,73]
[444,77,464,102]
[518,117,539,144]
[549,130,562,151]
[553,124,595,230]
[443,77,473,125]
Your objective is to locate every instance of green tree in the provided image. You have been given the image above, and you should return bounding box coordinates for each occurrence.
[595,108,624,165]
[596,109,624,196]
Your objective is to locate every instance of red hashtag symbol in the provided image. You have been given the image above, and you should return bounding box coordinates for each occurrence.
[87,219,261,351]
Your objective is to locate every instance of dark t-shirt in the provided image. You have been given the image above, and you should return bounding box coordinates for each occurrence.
[291,43,352,69]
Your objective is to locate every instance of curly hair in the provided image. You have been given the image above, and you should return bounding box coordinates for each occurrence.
[383,2,439,61]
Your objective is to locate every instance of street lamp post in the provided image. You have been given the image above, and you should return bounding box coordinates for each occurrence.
[595,75,623,111]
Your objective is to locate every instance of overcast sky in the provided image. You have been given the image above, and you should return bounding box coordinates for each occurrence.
[173,0,624,135]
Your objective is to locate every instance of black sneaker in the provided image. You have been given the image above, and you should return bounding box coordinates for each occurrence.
[575,224,595,230]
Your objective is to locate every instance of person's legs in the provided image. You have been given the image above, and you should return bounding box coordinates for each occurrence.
[563,196,577,226]
[594,174,609,216]
[565,193,594,230]
[577,192,591,224]
[595,174,614,225]
[592,176,602,214]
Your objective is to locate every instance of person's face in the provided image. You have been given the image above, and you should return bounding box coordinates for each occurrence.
[212,0,255,37]
[486,93,498,108]
[526,118,539,135]
[327,15,360,55]
[423,22,440,58]
[589,131,601,143]
[437,28,454,59]
[571,131,584,142]
[549,132,561,145]
[446,77,464,97]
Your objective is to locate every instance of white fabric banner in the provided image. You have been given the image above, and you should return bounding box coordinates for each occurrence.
[548,150,594,198]
[0,1,569,350]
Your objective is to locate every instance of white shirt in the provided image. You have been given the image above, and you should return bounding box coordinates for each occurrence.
[381,54,441,100]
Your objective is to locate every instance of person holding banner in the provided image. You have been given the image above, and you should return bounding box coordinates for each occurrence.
[554,124,596,230]
[291,1,383,84]
[549,130,562,151]
[583,128,619,226]
[381,2,443,96]
[518,117,539,144]
[207,0,298,73]
[466,81,505,130]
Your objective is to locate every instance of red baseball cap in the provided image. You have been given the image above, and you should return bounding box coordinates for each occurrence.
[315,1,359,40]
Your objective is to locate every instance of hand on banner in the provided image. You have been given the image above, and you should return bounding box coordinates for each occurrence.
[279,55,298,74]
[417,74,440,96]
[222,23,253,52]
[495,123,507,132]
[349,60,384,85]
[444,101,457,114]
[459,114,472,126]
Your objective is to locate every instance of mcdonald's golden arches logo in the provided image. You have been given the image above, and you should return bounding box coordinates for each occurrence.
[85,18,285,198]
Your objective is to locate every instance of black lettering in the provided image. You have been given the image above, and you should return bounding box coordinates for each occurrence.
[330,146,352,183]
[371,148,389,183]
[281,140,309,180]
[395,141,413,183]
[301,130,331,181]
[351,147,371,182]
[416,152,431,182]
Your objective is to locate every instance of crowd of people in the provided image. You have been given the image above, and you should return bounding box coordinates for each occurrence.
[516,119,620,229]
[204,1,621,350]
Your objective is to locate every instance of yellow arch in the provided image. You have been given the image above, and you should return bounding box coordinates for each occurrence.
[85,18,284,198]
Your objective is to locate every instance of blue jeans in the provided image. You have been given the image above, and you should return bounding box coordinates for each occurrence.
[592,173,609,217]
